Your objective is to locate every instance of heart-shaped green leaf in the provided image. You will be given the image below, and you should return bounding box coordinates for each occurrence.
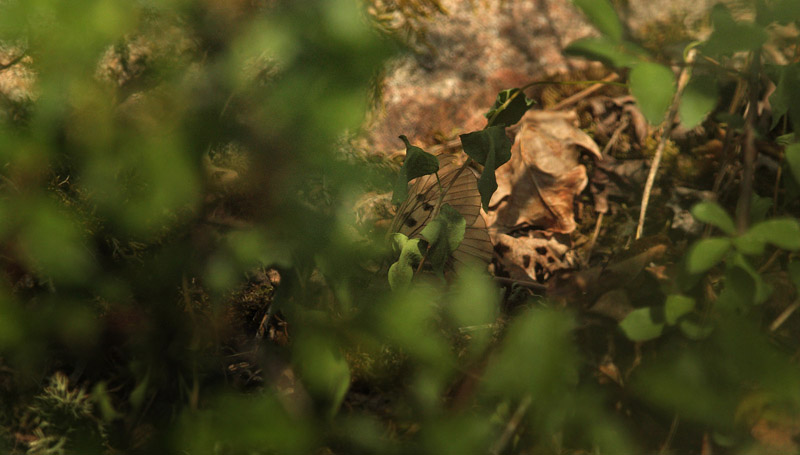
[620,307,664,341]
[392,135,440,204]
[665,295,696,325]
[485,88,534,127]
[459,126,512,210]
[679,75,718,129]
[691,201,735,235]
[686,237,731,274]
[630,62,676,125]
[421,203,466,274]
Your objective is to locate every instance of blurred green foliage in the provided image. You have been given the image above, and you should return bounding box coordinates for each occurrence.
[1,0,800,454]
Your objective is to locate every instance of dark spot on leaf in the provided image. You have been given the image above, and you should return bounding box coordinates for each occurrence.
[422,202,434,211]
[405,218,418,228]
[522,255,531,268]
[416,194,426,202]
[535,247,547,255]
[547,256,555,263]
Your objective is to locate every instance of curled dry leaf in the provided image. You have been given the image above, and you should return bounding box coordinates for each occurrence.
[493,232,578,282]
[486,110,601,235]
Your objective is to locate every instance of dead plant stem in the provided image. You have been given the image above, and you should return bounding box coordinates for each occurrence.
[736,51,762,234]
[636,50,697,240]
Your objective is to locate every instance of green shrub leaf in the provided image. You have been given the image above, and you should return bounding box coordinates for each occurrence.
[392,135,440,204]
[484,88,534,127]
[785,143,800,183]
[572,0,623,42]
[691,201,735,235]
[747,218,800,251]
[630,62,676,125]
[686,237,731,274]
[665,295,696,325]
[459,126,513,210]
[679,75,718,129]
[388,238,425,289]
[620,307,664,341]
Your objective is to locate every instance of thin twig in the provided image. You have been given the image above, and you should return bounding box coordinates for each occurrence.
[489,394,532,455]
[552,73,621,111]
[636,50,697,239]
[770,301,800,332]
[493,276,547,293]
[736,50,762,234]
[659,414,680,455]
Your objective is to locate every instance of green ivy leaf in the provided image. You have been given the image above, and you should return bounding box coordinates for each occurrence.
[785,143,800,184]
[630,62,676,125]
[421,204,466,274]
[459,126,512,210]
[388,238,424,289]
[691,201,735,235]
[392,135,440,204]
[619,307,664,341]
[702,4,768,57]
[564,36,641,68]
[679,75,718,129]
[484,88,534,127]
[572,0,623,42]
[686,237,731,274]
[665,295,696,325]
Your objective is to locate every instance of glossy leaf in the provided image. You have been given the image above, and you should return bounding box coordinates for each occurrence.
[421,203,466,274]
[572,0,623,41]
[691,200,735,235]
[665,295,696,325]
[686,237,731,274]
[393,135,440,204]
[679,75,717,129]
[459,126,513,210]
[484,88,534,127]
[620,307,664,341]
[629,62,676,125]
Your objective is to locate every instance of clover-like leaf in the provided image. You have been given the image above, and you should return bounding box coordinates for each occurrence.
[459,126,512,210]
[620,307,664,341]
[392,135,440,204]
[630,62,676,125]
[679,75,718,129]
[485,88,534,127]
[686,237,731,274]
[691,201,735,235]
[388,238,425,289]
[665,295,696,325]
[572,0,623,41]
[421,203,466,274]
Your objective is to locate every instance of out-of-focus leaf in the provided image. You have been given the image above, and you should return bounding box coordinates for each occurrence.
[789,261,800,290]
[421,203,466,273]
[629,62,676,125]
[484,88,534,127]
[678,315,714,340]
[702,4,768,57]
[785,143,800,183]
[665,295,696,325]
[679,74,718,129]
[686,237,731,274]
[572,0,624,41]
[746,218,800,251]
[691,200,735,235]
[388,238,424,289]
[729,253,773,304]
[393,136,440,204]
[449,265,499,357]
[293,332,351,418]
[564,36,641,68]
[619,307,664,341]
[459,126,512,210]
